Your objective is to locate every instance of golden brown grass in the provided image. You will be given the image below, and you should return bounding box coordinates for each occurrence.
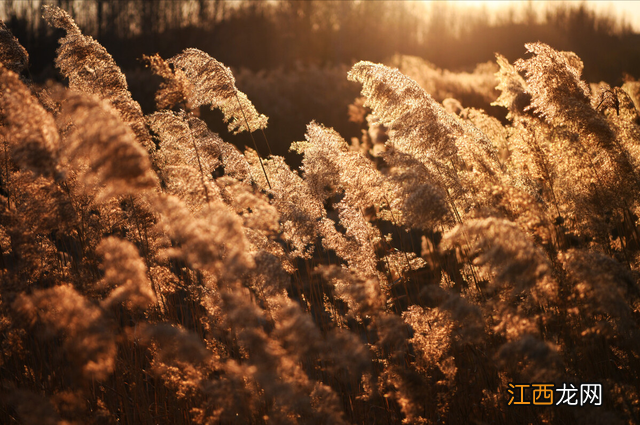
[1,6,639,425]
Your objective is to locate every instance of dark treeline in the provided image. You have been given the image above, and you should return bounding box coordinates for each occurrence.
[4,0,640,83]
[5,0,640,162]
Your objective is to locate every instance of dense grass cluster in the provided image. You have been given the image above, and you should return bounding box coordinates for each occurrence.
[1,6,640,424]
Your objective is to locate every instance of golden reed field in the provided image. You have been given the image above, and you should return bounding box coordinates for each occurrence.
[1,4,639,424]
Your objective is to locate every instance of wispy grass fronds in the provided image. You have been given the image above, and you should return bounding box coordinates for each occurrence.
[245,150,324,258]
[317,265,385,318]
[147,111,222,207]
[221,289,348,425]
[560,249,639,338]
[143,53,195,110]
[390,54,499,108]
[492,54,530,120]
[217,176,279,234]
[13,284,116,380]
[43,5,153,151]
[133,323,210,400]
[403,304,454,379]
[348,61,461,166]
[187,115,253,182]
[97,237,156,310]
[349,61,497,171]
[0,65,58,177]
[515,43,593,129]
[3,20,640,424]
[167,48,268,134]
[154,194,252,279]
[293,121,393,214]
[514,43,640,242]
[55,89,157,198]
[441,217,552,293]
[348,61,506,229]
[0,20,28,75]
[148,111,253,193]
[316,202,382,281]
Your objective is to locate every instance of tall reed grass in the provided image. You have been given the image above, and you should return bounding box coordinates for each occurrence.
[0,6,639,424]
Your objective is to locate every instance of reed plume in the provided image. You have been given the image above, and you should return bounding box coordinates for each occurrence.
[97,236,156,310]
[166,48,268,134]
[13,284,116,380]
[0,64,58,177]
[43,5,154,151]
[0,20,28,75]
[55,89,157,198]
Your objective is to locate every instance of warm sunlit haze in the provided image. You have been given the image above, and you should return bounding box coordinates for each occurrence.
[422,0,640,30]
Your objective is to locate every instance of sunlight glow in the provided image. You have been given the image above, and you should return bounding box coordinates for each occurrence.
[420,1,640,31]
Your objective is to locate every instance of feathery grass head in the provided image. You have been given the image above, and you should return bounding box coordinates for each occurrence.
[55,88,157,198]
[154,194,253,280]
[294,121,394,213]
[348,61,460,164]
[492,54,531,120]
[167,48,268,133]
[0,20,28,75]
[13,284,116,380]
[97,237,156,310]
[245,149,325,258]
[441,217,551,293]
[0,64,58,177]
[148,111,253,199]
[514,42,618,151]
[143,53,195,110]
[43,5,153,151]
[514,42,590,126]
